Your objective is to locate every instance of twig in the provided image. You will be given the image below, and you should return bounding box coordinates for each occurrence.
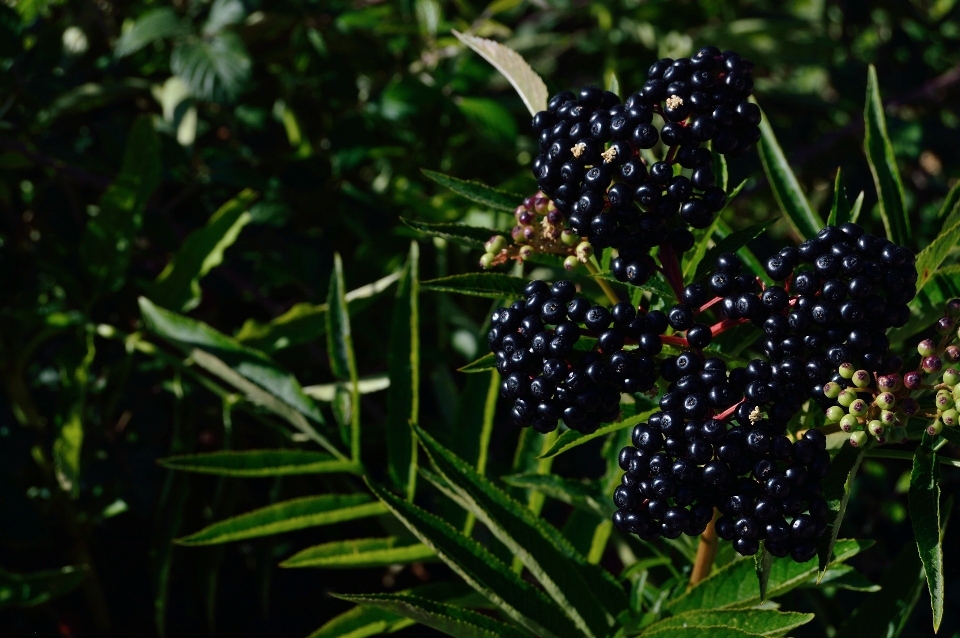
[689,510,719,588]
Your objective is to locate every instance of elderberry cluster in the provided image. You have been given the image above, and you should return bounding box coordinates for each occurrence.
[488,280,666,434]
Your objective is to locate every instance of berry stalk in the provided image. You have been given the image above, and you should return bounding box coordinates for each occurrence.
[585,257,622,306]
[688,511,719,588]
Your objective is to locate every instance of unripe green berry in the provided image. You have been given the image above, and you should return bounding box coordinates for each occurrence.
[880,409,897,426]
[953,384,960,399]
[849,399,869,417]
[935,391,952,410]
[560,229,579,246]
[563,255,579,271]
[838,363,855,379]
[849,431,868,447]
[942,409,959,427]
[485,235,507,253]
[852,369,871,388]
[823,382,842,399]
[840,414,860,433]
[825,406,845,422]
[518,245,534,260]
[867,420,884,437]
[918,338,937,357]
[838,388,857,407]
[876,392,896,410]
[575,241,592,262]
[943,368,959,386]
[927,420,943,436]
[479,253,495,269]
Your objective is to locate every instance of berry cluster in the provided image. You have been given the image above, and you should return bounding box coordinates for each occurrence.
[822,364,908,446]
[488,280,667,434]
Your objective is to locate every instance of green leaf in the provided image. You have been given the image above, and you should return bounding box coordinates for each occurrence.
[642,627,765,638]
[421,273,529,299]
[114,8,189,57]
[282,537,435,569]
[451,31,548,116]
[909,446,943,632]
[683,179,748,280]
[400,218,501,247]
[171,32,250,103]
[713,150,729,192]
[420,169,523,212]
[694,217,781,281]
[0,565,87,608]
[501,473,610,518]
[669,539,872,613]
[864,64,910,246]
[307,605,411,638]
[304,375,390,402]
[808,564,880,592]
[939,181,960,227]
[365,479,582,638]
[754,544,772,602]
[539,409,658,460]
[149,189,257,312]
[158,450,359,477]
[333,593,530,638]
[79,116,161,292]
[202,0,244,36]
[834,541,924,638]
[414,425,623,635]
[818,444,865,578]
[914,217,960,292]
[458,352,497,373]
[755,101,825,240]
[387,243,420,497]
[828,168,851,227]
[642,610,813,636]
[235,271,399,352]
[176,494,386,546]
[327,253,361,459]
[848,190,865,224]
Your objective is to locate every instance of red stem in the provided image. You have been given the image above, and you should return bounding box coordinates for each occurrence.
[661,335,688,347]
[696,296,724,316]
[710,317,749,337]
[714,399,745,422]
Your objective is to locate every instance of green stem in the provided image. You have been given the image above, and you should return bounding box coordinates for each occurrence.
[585,258,621,305]
[865,448,960,469]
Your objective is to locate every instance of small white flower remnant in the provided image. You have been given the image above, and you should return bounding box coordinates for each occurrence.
[665,94,684,110]
[571,141,587,159]
[749,406,762,424]
[600,146,618,164]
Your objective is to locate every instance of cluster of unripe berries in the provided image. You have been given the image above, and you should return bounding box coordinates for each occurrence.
[529,47,758,287]
[479,192,592,270]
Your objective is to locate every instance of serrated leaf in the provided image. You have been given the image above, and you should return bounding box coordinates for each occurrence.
[755,101,824,240]
[307,604,411,638]
[501,473,610,518]
[939,181,960,227]
[333,593,530,638]
[387,243,420,496]
[642,610,813,636]
[915,217,960,292]
[539,409,659,460]
[864,64,910,246]
[0,566,88,609]
[400,218,501,247]
[807,564,880,592]
[79,116,160,293]
[171,32,250,103]
[176,494,386,546]
[421,169,522,212]
[755,544,772,602]
[828,168,851,227]
[590,270,673,301]
[669,539,872,613]
[909,446,943,632]
[694,216,781,281]
[458,352,497,373]
[158,450,359,477]
[452,30,547,116]
[414,425,623,634]
[818,444,865,578]
[421,273,529,299]
[327,253,361,459]
[114,8,189,57]
[642,627,765,638]
[150,189,257,312]
[282,537,435,569]
[365,479,582,638]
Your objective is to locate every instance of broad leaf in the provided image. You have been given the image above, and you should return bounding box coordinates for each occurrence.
[414,425,622,635]
[539,409,658,460]
[334,593,530,638]
[818,444,865,578]
[114,8,189,57]
[694,217,780,281]
[909,446,943,632]
[421,169,523,212]
[669,539,872,613]
[79,116,160,293]
[458,352,496,373]
[914,217,960,292]
[401,217,500,247]
[307,605,411,638]
[452,31,548,116]
[171,32,251,103]
[755,101,824,240]
[158,450,359,477]
[365,479,582,638]
[386,242,420,497]
[642,610,813,636]
[327,253,361,459]
[0,566,87,609]
[421,273,529,299]
[150,189,257,312]
[864,64,910,246]
[176,494,386,545]
[282,537,435,569]
[202,0,244,36]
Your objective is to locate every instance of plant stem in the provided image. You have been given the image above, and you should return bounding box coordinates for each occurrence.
[865,448,960,469]
[585,258,621,305]
[657,243,685,302]
[689,510,719,588]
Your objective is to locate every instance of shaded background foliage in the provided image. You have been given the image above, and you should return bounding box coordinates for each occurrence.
[1,0,959,636]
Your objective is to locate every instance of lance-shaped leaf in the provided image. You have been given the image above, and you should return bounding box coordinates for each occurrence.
[414,425,623,634]
[458,352,497,373]
[400,218,500,247]
[421,273,529,299]
[307,605,411,638]
[176,494,386,545]
[421,169,523,213]
[914,217,960,292]
[940,181,960,227]
[303,375,390,402]
[452,31,548,116]
[365,479,582,638]
[327,253,361,459]
[642,610,813,636]
[387,242,420,496]
[501,473,610,518]
[158,450,359,477]
[669,539,872,613]
[909,446,943,632]
[755,102,824,240]
[150,189,257,312]
[333,593,531,638]
[643,628,766,638]
[818,444,865,578]
[0,566,88,609]
[539,409,658,460]
[694,217,780,281]
[754,544,772,602]
[828,168,851,227]
[864,64,910,246]
[683,179,747,279]
[282,537,435,569]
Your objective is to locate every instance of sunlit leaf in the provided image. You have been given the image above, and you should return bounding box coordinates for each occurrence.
[282,537,435,569]
[171,32,250,102]
[421,273,529,299]
[452,30,548,116]
[421,169,523,212]
[159,450,359,477]
[114,8,189,57]
[642,609,813,636]
[864,64,910,246]
[909,446,943,632]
